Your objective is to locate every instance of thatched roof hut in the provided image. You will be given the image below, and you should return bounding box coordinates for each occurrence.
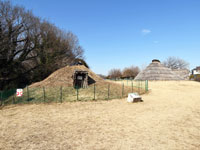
[134,59,184,81]
[30,65,104,88]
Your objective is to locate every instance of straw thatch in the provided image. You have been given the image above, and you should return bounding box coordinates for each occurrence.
[172,69,190,80]
[30,65,104,88]
[134,59,184,80]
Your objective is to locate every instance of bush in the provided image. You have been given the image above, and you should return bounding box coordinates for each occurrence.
[189,74,194,80]
[194,74,200,82]
[190,74,200,82]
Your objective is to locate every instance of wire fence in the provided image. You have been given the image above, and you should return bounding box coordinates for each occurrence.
[0,80,148,106]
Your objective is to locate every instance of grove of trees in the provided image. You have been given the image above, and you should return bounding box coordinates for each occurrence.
[108,69,122,79]
[0,1,85,90]
[108,66,140,79]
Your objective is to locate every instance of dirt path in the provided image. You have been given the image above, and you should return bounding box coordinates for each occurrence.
[0,81,200,150]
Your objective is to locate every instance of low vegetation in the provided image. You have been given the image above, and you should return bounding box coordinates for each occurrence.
[1,81,147,106]
[190,74,200,82]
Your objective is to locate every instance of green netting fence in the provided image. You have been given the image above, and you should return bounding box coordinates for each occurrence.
[0,80,148,106]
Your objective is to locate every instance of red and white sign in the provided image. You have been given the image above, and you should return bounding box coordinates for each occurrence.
[16,89,23,97]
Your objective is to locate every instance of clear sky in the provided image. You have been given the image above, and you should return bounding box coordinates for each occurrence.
[10,0,200,75]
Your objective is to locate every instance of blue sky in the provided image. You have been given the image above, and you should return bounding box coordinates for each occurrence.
[11,0,200,75]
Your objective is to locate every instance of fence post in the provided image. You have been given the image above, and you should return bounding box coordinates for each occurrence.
[76,87,79,101]
[27,86,29,102]
[122,83,124,98]
[108,84,110,100]
[93,83,96,100]
[145,80,146,92]
[0,91,2,106]
[12,89,15,104]
[60,86,63,103]
[139,81,141,94]
[145,80,148,92]
[43,87,45,102]
[131,81,133,93]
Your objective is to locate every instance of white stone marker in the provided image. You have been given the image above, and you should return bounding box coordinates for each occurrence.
[127,93,142,102]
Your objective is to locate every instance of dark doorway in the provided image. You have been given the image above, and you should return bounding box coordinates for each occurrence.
[73,71,88,88]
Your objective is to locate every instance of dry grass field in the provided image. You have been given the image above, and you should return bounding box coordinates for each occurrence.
[0,81,200,150]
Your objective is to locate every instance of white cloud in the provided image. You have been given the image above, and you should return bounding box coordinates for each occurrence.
[141,29,151,35]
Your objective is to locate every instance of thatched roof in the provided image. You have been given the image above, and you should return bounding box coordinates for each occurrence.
[30,65,104,87]
[134,59,184,81]
[172,69,190,80]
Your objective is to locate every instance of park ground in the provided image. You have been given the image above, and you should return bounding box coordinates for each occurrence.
[0,81,200,150]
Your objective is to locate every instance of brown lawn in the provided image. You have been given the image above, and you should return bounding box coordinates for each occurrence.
[0,81,200,150]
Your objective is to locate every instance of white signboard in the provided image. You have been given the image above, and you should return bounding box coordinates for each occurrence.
[16,89,23,97]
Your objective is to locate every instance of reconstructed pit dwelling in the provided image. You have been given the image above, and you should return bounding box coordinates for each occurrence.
[30,64,104,88]
[134,59,188,81]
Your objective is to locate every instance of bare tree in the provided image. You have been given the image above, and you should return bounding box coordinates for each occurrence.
[163,57,189,70]
[0,1,40,89]
[108,69,122,79]
[122,66,140,79]
[0,1,85,89]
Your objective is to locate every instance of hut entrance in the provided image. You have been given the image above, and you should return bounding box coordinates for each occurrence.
[73,71,88,88]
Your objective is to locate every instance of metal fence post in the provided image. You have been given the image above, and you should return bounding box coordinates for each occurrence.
[122,83,124,98]
[139,81,141,94]
[60,86,63,103]
[145,80,147,92]
[131,81,133,93]
[0,91,2,106]
[108,84,110,100]
[76,87,79,101]
[12,89,15,104]
[146,80,148,92]
[43,87,45,102]
[93,83,96,100]
[27,86,29,102]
